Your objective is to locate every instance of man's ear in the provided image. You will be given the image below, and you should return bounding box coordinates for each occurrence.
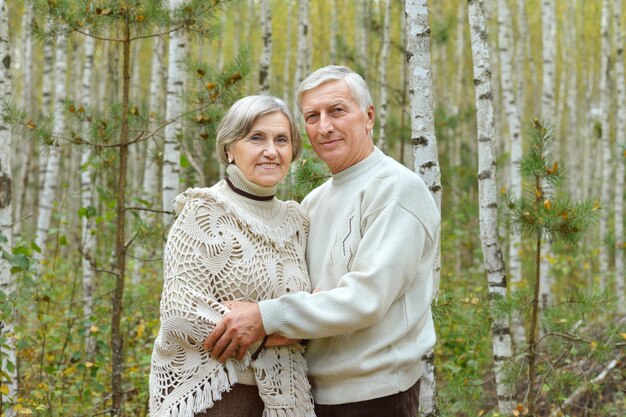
[365,105,375,131]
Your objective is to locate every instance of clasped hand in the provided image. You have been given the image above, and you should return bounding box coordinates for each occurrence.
[202,301,295,362]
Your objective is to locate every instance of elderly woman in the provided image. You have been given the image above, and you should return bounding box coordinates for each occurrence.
[149,96,315,417]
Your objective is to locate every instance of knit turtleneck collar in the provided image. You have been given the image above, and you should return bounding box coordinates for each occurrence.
[331,147,383,185]
[225,164,277,201]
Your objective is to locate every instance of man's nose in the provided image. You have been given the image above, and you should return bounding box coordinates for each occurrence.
[319,113,333,135]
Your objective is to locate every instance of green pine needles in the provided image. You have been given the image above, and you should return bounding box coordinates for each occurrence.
[506,119,600,245]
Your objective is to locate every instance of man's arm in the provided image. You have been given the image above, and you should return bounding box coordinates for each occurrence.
[205,200,438,360]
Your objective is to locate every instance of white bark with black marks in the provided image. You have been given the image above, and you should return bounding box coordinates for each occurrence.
[376,0,391,153]
[468,0,516,413]
[80,33,96,357]
[405,1,441,414]
[163,0,188,218]
[599,0,611,289]
[0,1,16,412]
[613,0,625,313]
[497,0,525,347]
[36,35,67,261]
[259,0,272,95]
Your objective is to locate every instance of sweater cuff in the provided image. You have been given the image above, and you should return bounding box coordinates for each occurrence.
[258,298,288,335]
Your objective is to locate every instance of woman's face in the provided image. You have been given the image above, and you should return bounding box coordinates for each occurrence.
[227,112,293,187]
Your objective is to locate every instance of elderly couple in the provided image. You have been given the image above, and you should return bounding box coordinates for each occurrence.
[148,65,440,417]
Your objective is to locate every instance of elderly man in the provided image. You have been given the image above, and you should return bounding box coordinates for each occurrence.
[204,65,440,417]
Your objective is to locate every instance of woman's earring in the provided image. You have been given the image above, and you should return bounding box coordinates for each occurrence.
[227,154,233,163]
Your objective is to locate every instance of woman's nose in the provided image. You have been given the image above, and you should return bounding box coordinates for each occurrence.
[264,142,277,157]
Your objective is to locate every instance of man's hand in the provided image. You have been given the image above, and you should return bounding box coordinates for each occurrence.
[203,301,265,362]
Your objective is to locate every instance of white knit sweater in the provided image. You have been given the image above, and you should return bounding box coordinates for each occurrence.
[259,148,440,404]
[149,165,315,417]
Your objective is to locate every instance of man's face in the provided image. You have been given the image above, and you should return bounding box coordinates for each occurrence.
[301,79,375,174]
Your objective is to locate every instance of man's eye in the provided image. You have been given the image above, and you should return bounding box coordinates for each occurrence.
[305,114,319,123]
[332,107,344,114]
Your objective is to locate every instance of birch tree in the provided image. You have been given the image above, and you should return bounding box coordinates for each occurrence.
[376,0,391,153]
[14,4,34,235]
[282,0,294,103]
[79,33,96,356]
[405,1,441,414]
[540,0,557,307]
[133,35,166,284]
[329,0,338,64]
[162,0,188,217]
[36,34,67,262]
[0,1,16,413]
[259,0,272,95]
[293,0,309,117]
[497,0,525,346]
[467,0,515,413]
[599,0,611,289]
[614,0,625,312]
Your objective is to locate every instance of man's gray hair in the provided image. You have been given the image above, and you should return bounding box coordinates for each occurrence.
[216,95,302,166]
[297,65,373,112]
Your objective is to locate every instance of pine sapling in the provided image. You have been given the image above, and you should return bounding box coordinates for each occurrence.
[505,119,600,416]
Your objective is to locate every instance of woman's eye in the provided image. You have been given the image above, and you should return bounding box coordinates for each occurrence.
[250,135,262,141]
[277,136,289,143]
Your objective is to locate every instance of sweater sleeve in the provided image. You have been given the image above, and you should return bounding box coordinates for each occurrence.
[259,199,437,339]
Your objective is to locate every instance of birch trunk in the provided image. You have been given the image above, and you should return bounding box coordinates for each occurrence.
[293,0,310,118]
[468,0,516,413]
[133,35,166,284]
[14,4,33,235]
[565,2,580,198]
[541,0,557,123]
[0,1,16,413]
[614,0,625,313]
[282,0,293,103]
[80,33,96,356]
[36,27,54,237]
[540,0,557,307]
[405,2,441,414]
[515,0,534,120]
[36,35,67,261]
[163,0,188,217]
[259,0,272,95]
[497,0,525,347]
[376,0,391,153]
[599,0,611,289]
[356,0,370,79]
[330,0,338,64]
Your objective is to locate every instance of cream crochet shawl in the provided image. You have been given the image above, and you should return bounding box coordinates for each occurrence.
[149,174,315,417]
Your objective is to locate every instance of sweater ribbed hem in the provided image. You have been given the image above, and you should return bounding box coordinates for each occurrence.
[258,298,287,335]
[311,363,422,405]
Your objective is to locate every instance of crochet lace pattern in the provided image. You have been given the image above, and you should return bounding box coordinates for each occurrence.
[149,185,315,417]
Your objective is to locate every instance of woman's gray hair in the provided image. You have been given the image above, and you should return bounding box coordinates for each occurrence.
[296,65,373,112]
[215,95,302,166]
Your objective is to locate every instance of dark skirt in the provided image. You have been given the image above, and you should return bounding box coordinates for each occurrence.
[194,384,264,417]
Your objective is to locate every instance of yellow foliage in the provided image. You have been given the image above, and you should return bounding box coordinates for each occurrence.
[137,319,145,338]
[0,384,9,395]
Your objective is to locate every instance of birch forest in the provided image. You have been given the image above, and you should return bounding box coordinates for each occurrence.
[0,0,625,416]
